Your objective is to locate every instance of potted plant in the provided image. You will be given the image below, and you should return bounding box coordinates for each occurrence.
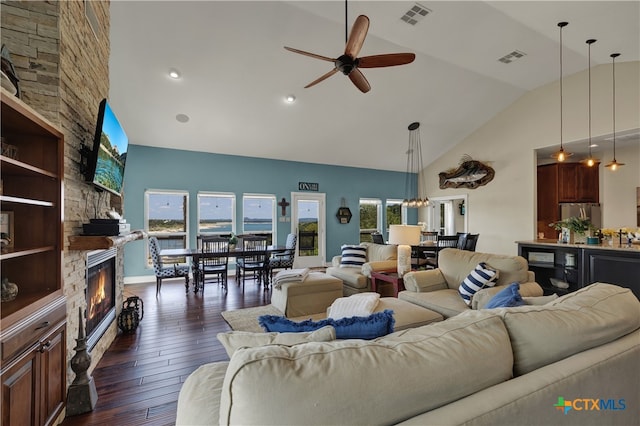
[228,233,238,250]
[549,216,595,244]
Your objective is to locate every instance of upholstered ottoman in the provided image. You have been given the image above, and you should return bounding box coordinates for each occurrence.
[271,272,343,317]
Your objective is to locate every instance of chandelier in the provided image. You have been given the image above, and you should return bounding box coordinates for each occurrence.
[402,122,429,208]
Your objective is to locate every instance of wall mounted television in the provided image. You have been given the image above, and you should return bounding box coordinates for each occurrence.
[87,98,128,196]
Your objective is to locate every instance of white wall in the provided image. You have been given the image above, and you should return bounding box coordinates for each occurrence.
[420,61,640,255]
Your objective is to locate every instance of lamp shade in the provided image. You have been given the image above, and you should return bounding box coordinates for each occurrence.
[388,225,421,246]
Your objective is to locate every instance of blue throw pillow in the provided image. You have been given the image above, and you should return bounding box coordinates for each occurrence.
[484,282,525,309]
[259,310,395,340]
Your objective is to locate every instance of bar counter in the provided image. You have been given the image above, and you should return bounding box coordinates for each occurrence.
[516,240,640,299]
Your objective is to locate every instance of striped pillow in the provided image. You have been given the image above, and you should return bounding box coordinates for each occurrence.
[459,262,499,305]
[340,245,367,268]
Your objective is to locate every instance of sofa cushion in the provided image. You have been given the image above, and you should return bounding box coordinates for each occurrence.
[217,326,336,357]
[438,248,530,289]
[365,242,397,262]
[258,310,395,340]
[484,282,524,308]
[486,282,640,376]
[399,288,470,318]
[177,361,228,425]
[340,245,367,268]
[219,312,513,426]
[326,265,369,289]
[458,262,499,305]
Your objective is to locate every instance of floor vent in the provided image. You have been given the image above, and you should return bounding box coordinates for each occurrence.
[400,3,431,26]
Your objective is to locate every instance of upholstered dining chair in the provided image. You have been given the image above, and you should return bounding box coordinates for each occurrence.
[199,236,230,292]
[148,236,190,295]
[268,233,297,282]
[236,235,268,288]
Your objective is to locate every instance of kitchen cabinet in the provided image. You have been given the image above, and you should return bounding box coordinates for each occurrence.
[536,163,599,238]
[1,88,66,426]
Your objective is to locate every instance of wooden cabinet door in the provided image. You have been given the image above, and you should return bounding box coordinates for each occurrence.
[1,348,39,426]
[39,324,65,426]
[577,163,599,202]
[557,163,578,202]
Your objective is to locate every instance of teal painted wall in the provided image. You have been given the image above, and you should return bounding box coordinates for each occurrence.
[122,144,416,278]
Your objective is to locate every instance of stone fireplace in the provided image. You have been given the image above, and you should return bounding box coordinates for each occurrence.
[86,248,117,350]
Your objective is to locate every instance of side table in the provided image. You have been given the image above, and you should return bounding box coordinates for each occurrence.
[370,270,404,297]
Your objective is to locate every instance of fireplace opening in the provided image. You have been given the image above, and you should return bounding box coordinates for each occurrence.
[86,248,117,350]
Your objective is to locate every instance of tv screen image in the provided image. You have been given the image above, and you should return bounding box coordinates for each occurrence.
[90,99,128,196]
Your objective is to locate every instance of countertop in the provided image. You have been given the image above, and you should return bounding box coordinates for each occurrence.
[516,240,640,252]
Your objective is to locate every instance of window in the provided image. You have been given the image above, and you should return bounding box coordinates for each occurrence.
[359,198,382,243]
[386,199,406,231]
[145,190,189,266]
[242,194,276,245]
[198,192,235,238]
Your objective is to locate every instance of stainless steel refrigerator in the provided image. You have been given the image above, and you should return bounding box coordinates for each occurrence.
[559,203,601,229]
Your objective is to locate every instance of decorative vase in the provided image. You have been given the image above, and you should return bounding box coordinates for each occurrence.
[229,244,236,251]
[1,278,18,302]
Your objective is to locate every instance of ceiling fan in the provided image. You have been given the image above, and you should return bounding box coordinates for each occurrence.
[284,13,415,93]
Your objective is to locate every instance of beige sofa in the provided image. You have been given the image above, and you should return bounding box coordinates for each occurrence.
[326,242,397,296]
[176,283,639,425]
[399,248,544,318]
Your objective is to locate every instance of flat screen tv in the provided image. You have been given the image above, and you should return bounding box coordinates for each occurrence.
[87,98,128,196]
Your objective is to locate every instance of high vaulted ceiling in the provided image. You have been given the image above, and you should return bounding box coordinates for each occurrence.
[109,1,639,172]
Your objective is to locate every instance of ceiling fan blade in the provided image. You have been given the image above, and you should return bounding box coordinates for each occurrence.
[358,53,416,68]
[304,68,339,88]
[348,68,371,93]
[284,46,335,62]
[344,15,369,59]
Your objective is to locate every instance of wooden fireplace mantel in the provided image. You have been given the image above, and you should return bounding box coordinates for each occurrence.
[68,230,147,251]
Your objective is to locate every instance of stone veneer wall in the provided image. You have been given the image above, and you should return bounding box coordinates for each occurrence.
[1,0,122,398]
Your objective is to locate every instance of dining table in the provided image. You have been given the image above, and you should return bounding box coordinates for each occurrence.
[160,245,286,292]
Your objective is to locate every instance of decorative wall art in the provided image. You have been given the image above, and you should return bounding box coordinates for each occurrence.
[439,155,495,189]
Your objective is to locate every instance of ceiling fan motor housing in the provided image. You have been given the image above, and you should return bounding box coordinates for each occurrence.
[336,54,357,75]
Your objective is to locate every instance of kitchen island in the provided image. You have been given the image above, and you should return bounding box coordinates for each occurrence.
[517,240,640,299]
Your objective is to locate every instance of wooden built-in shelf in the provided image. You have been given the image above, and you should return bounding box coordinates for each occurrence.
[68,229,147,250]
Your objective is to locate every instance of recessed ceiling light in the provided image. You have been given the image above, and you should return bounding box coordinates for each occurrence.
[176,114,189,123]
[169,68,181,79]
[285,95,296,103]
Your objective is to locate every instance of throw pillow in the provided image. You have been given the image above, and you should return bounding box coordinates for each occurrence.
[340,245,367,268]
[484,282,525,309]
[259,310,395,340]
[217,326,336,357]
[458,262,499,305]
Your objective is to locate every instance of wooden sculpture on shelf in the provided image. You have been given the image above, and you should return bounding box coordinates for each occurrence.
[439,155,495,189]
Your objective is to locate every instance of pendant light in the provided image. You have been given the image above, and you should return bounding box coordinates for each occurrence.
[584,39,597,167]
[402,122,429,208]
[552,22,573,162]
[605,53,624,170]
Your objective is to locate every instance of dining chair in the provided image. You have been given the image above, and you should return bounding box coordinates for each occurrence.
[464,233,479,251]
[412,231,438,269]
[371,232,385,244]
[424,235,460,269]
[456,232,469,250]
[199,236,230,292]
[236,235,268,288]
[268,233,297,283]
[148,236,190,295]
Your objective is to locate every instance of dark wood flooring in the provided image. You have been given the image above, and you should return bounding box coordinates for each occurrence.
[61,276,271,426]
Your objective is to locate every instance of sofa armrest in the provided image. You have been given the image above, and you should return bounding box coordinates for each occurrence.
[361,260,398,277]
[402,269,448,293]
[331,256,342,267]
[472,281,544,309]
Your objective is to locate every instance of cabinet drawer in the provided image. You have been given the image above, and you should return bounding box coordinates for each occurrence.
[1,299,66,363]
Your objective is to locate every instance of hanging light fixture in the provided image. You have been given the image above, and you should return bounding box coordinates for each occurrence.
[402,122,429,208]
[551,22,573,162]
[605,53,625,170]
[584,39,597,167]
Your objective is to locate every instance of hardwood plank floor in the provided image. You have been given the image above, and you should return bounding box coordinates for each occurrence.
[61,276,271,426]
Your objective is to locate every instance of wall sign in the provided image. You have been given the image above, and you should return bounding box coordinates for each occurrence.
[298,182,319,191]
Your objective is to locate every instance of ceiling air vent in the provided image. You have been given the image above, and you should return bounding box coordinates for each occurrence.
[401,3,431,26]
[498,50,526,64]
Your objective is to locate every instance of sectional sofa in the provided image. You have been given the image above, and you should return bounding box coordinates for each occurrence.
[176,283,639,425]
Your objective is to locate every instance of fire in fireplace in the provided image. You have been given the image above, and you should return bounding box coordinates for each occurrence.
[86,248,117,350]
